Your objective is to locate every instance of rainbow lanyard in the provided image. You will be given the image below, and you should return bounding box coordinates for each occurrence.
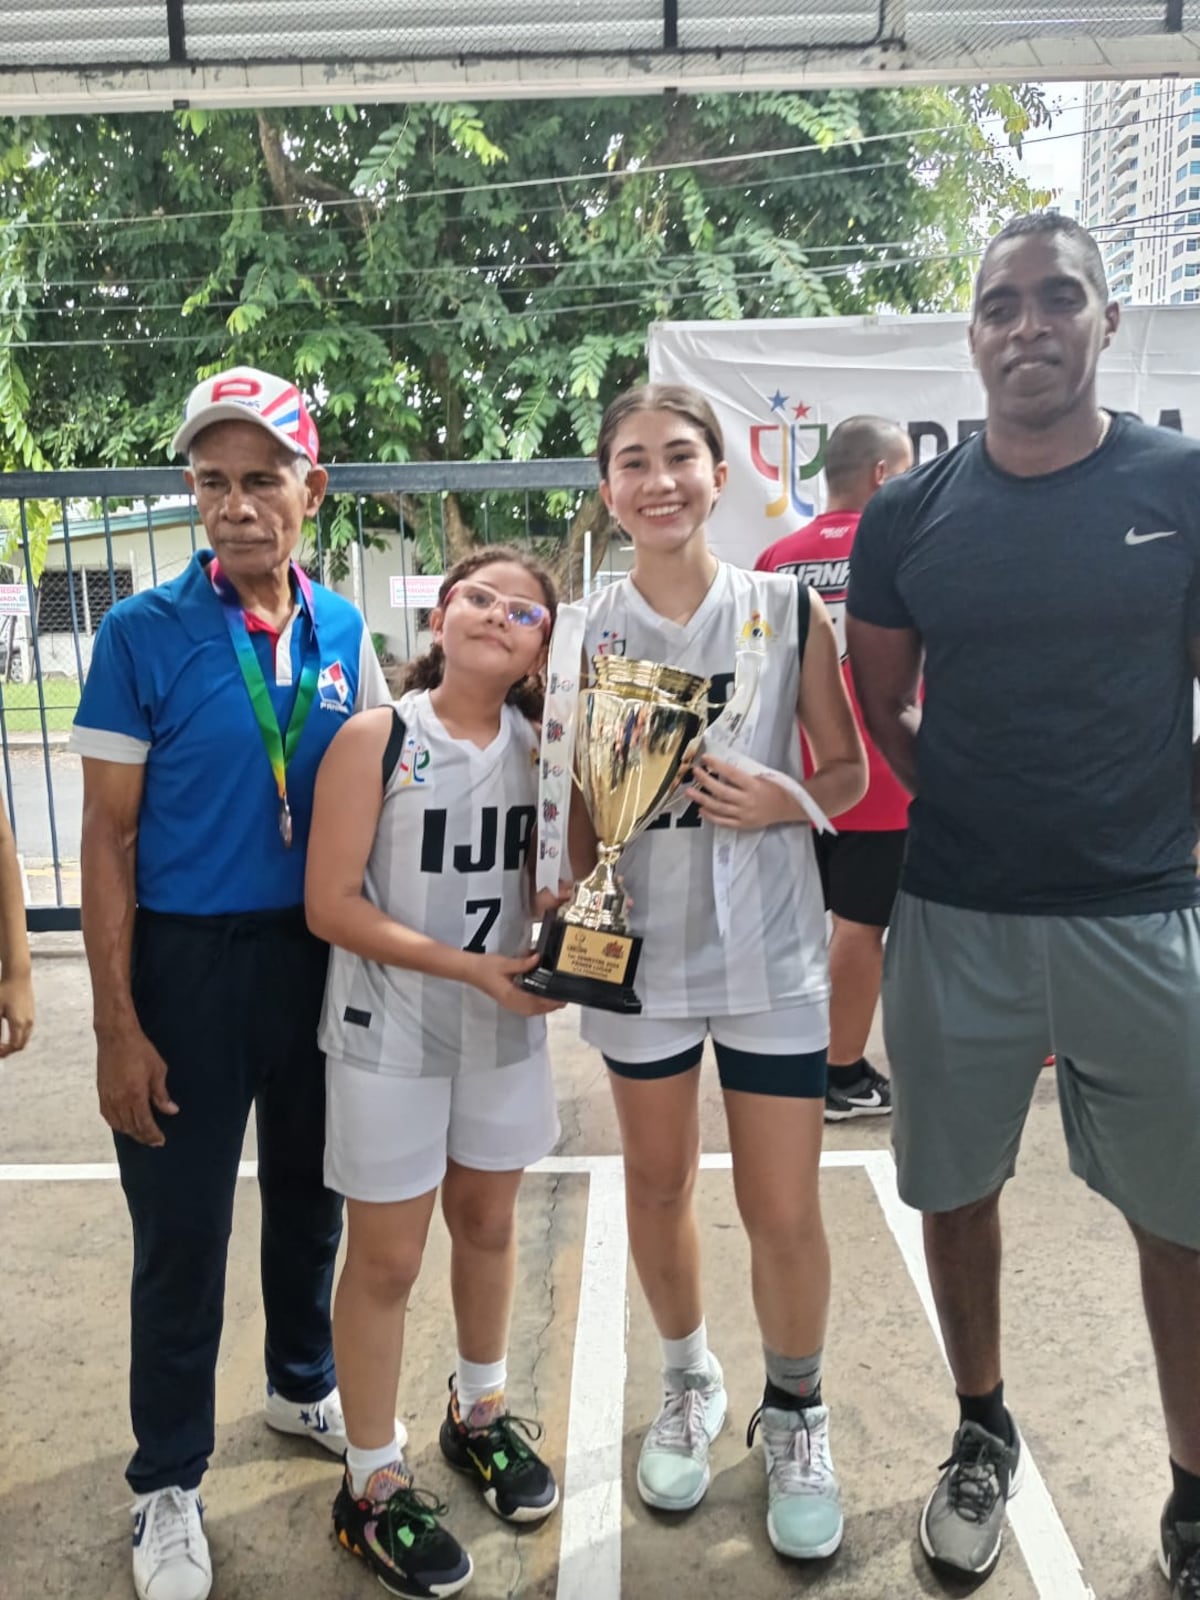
[210,558,321,848]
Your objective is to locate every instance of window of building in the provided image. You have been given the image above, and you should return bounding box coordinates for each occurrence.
[1186,262,1200,277]
[1173,265,1185,281]
[1187,288,1200,301]
[35,567,133,634]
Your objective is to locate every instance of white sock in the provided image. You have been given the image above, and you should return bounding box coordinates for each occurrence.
[661,1320,710,1378]
[455,1354,508,1412]
[346,1437,404,1497]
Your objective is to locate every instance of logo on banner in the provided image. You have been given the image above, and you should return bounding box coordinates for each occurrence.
[317,661,351,713]
[750,392,828,522]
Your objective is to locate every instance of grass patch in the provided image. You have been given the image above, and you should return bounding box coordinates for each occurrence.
[0,681,79,734]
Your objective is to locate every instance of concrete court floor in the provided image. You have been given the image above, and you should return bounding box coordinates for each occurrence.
[0,935,1178,1600]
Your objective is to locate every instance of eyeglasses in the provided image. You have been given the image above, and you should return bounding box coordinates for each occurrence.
[445,579,551,631]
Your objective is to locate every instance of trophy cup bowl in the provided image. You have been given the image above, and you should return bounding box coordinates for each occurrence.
[521,658,710,1013]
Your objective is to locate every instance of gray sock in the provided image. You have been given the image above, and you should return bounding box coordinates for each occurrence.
[763,1346,823,1407]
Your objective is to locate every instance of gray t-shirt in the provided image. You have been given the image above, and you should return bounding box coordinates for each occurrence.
[847,413,1200,916]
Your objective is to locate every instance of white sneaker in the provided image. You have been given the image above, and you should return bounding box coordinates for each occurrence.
[264,1383,407,1459]
[636,1353,727,1512]
[131,1486,212,1600]
[749,1402,844,1560]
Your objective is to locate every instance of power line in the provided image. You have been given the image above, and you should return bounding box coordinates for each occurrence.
[0,107,1067,236]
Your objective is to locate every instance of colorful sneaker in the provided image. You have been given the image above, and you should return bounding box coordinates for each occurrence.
[919,1415,1023,1578]
[1161,1498,1200,1598]
[333,1460,473,1600]
[747,1401,843,1559]
[824,1062,892,1122]
[131,1485,212,1600]
[439,1382,559,1524]
[636,1352,727,1512]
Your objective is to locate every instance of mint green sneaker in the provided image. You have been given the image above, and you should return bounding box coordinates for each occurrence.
[636,1353,727,1512]
[748,1402,844,1559]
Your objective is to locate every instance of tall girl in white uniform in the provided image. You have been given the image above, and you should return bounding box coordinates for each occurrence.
[568,385,867,1561]
[306,547,564,1599]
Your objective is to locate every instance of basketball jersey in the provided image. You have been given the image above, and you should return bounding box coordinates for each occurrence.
[756,511,911,832]
[319,689,546,1077]
[577,563,828,1025]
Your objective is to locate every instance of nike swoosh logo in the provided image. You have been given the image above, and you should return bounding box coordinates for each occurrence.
[1125,528,1177,544]
[131,1512,146,1548]
[467,1450,493,1482]
[854,1089,883,1107]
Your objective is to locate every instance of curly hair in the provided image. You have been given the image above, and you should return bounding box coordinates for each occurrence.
[396,544,558,722]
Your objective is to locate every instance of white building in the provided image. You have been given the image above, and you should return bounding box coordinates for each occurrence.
[1080,79,1200,305]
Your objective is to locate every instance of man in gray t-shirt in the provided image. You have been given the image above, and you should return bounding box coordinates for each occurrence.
[848,213,1200,1598]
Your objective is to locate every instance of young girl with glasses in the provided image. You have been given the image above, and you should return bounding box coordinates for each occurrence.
[306,546,564,1598]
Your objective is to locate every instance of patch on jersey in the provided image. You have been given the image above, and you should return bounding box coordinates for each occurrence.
[595,630,626,657]
[317,660,351,713]
[739,611,773,645]
[343,1006,372,1028]
[397,735,431,786]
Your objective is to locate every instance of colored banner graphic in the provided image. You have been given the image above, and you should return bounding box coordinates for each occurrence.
[649,307,1200,569]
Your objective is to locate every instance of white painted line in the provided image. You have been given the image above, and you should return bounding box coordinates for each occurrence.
[554,1162,628,1600]
[863,1151,1096,1600]
[2,1144,1093,1599]
[1,1151,880,1182]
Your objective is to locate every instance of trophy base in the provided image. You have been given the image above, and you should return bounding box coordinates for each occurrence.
[519,916,643,1013]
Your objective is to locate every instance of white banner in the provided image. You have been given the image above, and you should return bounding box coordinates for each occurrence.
[649,308,1200,570]
[389,574,444,608]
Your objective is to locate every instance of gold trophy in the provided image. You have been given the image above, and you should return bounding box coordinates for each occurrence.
[521,657,710,1013]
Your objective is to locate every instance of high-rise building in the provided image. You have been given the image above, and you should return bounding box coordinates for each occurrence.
[1080,79,1200,304]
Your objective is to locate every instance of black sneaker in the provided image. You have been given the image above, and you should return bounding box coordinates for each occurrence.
[439,1380,560,1524]
[333,1460,473,1599]
[1161,1498,1200,1597]
[825,1061,892,1122]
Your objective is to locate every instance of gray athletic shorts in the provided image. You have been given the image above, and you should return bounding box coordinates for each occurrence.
[883,892,1200,1247]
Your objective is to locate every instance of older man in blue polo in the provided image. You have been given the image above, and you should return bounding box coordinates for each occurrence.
[71,367,395,1600]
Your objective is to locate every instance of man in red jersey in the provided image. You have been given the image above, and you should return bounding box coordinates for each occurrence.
[755,415,914,1120]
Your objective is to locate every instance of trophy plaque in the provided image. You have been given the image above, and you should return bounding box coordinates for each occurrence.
[521,657,710,1013]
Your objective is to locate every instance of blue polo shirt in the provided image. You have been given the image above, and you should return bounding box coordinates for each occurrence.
[71,550,390,915]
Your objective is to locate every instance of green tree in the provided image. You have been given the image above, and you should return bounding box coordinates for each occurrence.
[0,87,1048,579]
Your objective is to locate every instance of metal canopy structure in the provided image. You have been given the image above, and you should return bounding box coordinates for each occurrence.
[2,1,1200,116]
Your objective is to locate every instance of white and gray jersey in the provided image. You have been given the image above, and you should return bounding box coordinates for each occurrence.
[319,689,546,1077]
[579,563,828,1020]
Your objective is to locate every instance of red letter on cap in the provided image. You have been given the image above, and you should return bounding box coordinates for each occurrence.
[211,376,262,401]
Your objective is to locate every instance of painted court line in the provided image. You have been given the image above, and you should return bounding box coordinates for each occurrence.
[1,1150,1093,1600]
[863,1150,1096,1600]
[554,1161,628,1600]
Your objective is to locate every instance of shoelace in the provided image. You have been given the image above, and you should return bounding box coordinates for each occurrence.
[745,1408,835,1498]
[940,1430,1008,1526]
[145,1488,202,1566]
[467,1414,547,1480]
[647,1385,710,1455]
[374,1482,452,1553]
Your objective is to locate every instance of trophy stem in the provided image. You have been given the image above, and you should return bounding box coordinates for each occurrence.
[562,845,628,933]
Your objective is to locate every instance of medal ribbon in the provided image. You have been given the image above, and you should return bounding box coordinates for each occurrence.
[210,558,322,844]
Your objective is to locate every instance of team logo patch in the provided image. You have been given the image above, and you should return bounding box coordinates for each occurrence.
[739,611,773,645]
[397,736,431,786]
[317,660,351,712]
[595,630,626,657]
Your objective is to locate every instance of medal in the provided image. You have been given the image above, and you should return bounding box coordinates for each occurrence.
[212,557,321,850]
